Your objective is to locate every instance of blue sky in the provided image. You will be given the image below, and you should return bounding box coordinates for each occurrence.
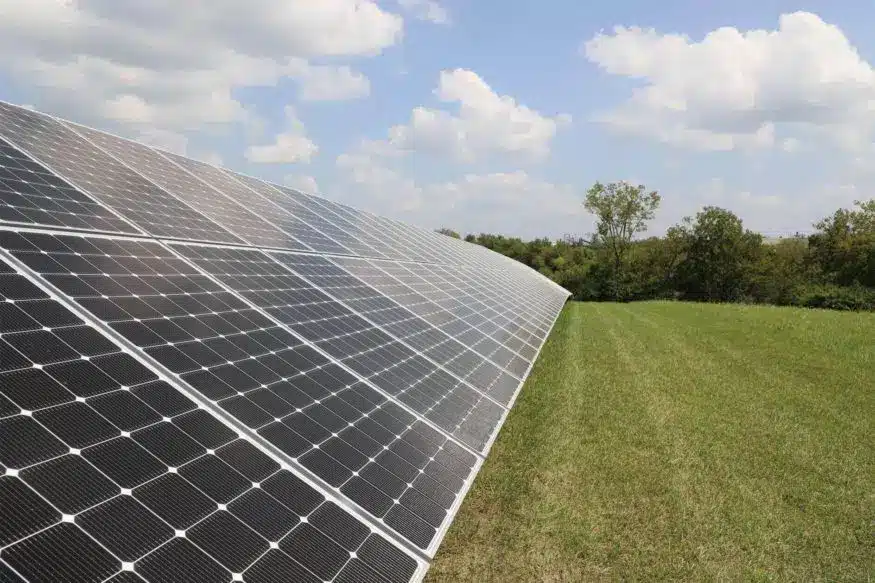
[2,1,874,240]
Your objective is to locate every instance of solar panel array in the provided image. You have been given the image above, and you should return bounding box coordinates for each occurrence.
[0,100,570,583]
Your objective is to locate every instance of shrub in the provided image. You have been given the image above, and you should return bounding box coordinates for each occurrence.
[789,284,875,311]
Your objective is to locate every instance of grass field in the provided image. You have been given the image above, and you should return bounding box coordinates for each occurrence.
[427,301,874,582]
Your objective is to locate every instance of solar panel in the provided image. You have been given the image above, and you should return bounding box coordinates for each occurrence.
[0,102,242,245]
[227,172,359,256]
[177,246,509,452]
[278,190,411,261]
[0,136,137,234]
[0,100,570,581]
[62,123,306,252]
[235,179,385,259]
[313,206,413,261]
[0,243,424,583]
[332,257,532,380]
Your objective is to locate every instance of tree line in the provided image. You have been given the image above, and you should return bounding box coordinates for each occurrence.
[438,182,875,311]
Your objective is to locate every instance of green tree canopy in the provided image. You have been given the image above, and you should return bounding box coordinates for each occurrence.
[436,227,461,239]
[674,207,763,302]
[584,181,661,300]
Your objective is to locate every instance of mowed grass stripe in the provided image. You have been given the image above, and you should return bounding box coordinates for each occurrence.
[427,302,874,582]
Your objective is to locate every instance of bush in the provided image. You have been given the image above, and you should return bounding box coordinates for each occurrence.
[789,284,875,311]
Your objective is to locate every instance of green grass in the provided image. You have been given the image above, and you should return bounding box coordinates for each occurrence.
[427,301,875,582]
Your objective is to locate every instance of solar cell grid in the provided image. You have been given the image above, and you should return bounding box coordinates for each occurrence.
[383,218,473,267]
[369,215,446,265]
[66,123,301,251]
[463,266,559,321]
[0,136,137,234]
[331,257,531,380]
[0,102,241,244]
[0,102,572,581]
[408,263,544,348]
[453,265,560,342]
[227,171,356,256]
[268,185,384,258]
[286,192,412,261]
[0,231,477,551]
[170,244,485,494]
[292,255,526,404]
[164,157,336,256]
[174,245,503,455]
[307,198,419,262]
[263,252,511,436]
[357,260,536,401]
[0,248,420,583]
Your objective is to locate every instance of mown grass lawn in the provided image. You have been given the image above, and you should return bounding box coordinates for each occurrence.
[427,301,874,582]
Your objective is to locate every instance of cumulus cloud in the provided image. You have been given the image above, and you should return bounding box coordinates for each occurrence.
[197,151,225,167]
[385,69,571,162]
[336,145,584,237]
[133,128,190,156]
[284,174,321,194]
[336,148,425,212]
[428,172,585,237]
[285,59,371,101]
[246,106,318,164]
[582,11,875,152]
[397,0,450,24]
[0,0,401,134]
[333,68,575,234]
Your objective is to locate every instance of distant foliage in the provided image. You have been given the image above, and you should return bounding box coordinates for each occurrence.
[436,227,461,239]
[457,196,875,313]
[789,284,875,312]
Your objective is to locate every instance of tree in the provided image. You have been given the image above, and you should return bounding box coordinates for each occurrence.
[675,207,763,302]
[809,199,875,287]
[436,227,461,239]
[750,236,811,305]
[584,181,661,301]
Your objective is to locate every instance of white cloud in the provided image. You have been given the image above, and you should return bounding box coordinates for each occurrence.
[582,12,875,152]
[336,149,425,212]
[336,146,584,237]
[397,0,450,24]
[385,69,571,162]
[246,106,318,164]
[133,128,189,155]
[285,59,371,101]
[333,69,574,234]
[0,0,401,134]
[284,174,320,194]
[197,151,225,167]
[428,172,585,237]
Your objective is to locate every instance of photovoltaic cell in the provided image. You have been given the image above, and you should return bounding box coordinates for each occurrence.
[169,243,480,546]
[0,230,472,551]
[65,123,301,251]
[265,252,510,441]
[302,197,419,261]
[0,244,421,582]
[274,187,387,259]
[0,136,136,234]
[232,177,381,258]
[227,171,357,256]
[354,260,532,402]
[331,256,529,383]
[283,191,410,261]
[0,102,241,244]
[163,156,328,253]
[0,102,571,580]
[175,243,505,453]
